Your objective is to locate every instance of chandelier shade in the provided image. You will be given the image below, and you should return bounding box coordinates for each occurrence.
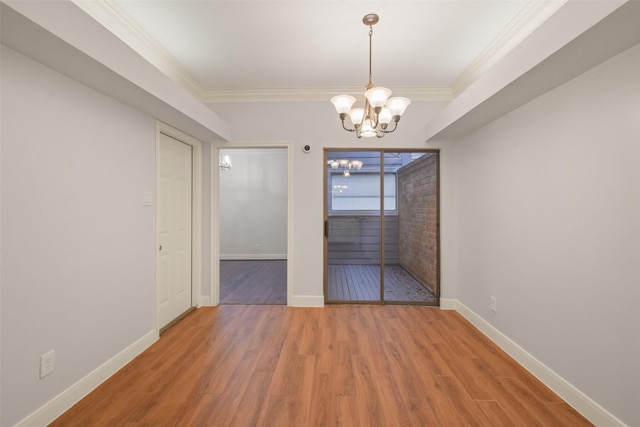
[364,87,392,109]
[331,14,410,139]
[330,95,356,114]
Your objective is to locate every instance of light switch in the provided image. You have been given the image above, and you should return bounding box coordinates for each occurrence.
[143,191,153,206]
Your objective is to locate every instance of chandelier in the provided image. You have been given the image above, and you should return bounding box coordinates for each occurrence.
[328,159,363,177]
[331,14,411,139]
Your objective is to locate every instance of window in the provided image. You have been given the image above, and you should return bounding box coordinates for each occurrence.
[330,172,396,212]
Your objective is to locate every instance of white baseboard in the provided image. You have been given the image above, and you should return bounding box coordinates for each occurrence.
[220,254,287,260]
[16,330,158,427]
[446,299,626,427]
[289,295,324,307]
[199,295,213,306]
[439,298,458,310]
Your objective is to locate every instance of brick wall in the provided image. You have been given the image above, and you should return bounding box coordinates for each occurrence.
[397,153,438,294]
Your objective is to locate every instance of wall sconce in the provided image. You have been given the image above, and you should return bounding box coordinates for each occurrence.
[219,155,232,171]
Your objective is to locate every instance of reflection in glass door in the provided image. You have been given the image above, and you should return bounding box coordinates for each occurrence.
[325,150,439,305]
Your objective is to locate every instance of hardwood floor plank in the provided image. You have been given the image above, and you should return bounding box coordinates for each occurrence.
[445,356,495,401]
[308,372,337,427]
[437,375,493,427]
[500,376,575,426]
[352,355,387,426]
[50,305,593,427]
[337,396,361,426]
[334,341,357,397]
[475,400,517,427]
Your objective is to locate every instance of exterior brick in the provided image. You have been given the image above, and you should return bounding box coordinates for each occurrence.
[397,153,438,294]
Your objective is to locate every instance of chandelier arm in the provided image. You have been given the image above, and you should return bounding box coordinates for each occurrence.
[382,121,399,133]
[341,120,357,132]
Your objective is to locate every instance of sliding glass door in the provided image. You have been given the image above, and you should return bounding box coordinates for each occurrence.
[324,150,439,305]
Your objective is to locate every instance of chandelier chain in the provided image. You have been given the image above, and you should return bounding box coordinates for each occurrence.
[368,26,373,86]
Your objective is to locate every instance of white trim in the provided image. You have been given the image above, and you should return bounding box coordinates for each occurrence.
[290,295,325,307]
[210,141,293,306]
[15,330,157,427]
[155,122,203,326]
[209,146,220,306]
[451,0,567,96]
[200,295,212,307]
[443,299,627,427]
[220,254,287,261]
[202,86,453,103]
[439,298,458,310]
[71,0,205,98]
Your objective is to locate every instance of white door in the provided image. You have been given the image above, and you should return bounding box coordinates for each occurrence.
[157,133,193,328]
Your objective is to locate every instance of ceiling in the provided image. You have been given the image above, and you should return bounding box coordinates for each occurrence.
[4,0,634,142]
[76,0,562,102]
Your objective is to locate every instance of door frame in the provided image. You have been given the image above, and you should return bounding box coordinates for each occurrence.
[210,141,293,306]
[155,121,202,331]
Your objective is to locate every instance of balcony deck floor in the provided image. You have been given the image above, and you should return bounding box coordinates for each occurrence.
[327,264,437,304]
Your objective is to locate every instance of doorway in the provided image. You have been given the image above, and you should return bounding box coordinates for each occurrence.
[324,150,439,305]
[218,147,288,305]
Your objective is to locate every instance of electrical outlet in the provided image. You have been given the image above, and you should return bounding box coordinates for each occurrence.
[490,296,497,313]
[255,243,261,252]
[40,350,55,378]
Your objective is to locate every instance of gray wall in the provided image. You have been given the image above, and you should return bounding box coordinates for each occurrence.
[452,44,640,426]
[218,148,288,259]
[1,46,156,426]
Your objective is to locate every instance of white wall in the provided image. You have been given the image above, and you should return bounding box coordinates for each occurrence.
[1,46,157,426]
[219,148,288,259]
[208,101,455,304]
[452,43,640,426]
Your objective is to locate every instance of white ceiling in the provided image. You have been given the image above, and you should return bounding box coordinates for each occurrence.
[81,0,559,102]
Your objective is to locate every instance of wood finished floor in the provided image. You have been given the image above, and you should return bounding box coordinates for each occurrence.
[50,305,592,426]
[328,264,437,304]
[220,260,286,305]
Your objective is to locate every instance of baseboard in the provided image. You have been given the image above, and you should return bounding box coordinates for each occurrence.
[449,299,626,427]
[439,298,458,310]
[16,329,158,427]
[220,254,287,260]
[200,295,212,306]
[289,295,324,307]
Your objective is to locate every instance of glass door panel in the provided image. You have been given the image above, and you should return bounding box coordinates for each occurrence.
[326,151,382,303]
[383,152,438,304]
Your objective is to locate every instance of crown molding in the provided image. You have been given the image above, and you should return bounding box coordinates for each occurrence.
[451,0,568,96]
[71,0,206,98]
[202,86,454,104]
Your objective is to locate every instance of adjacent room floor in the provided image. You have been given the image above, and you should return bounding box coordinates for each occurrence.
[220,260,287,305]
